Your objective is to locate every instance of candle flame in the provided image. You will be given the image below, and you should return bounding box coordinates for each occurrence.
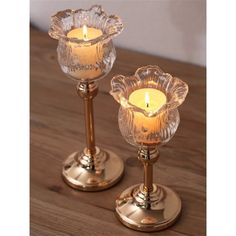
[83,25,88,40]
[145,92,150,108]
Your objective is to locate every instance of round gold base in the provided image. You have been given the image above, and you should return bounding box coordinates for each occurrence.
[115,184,181,232]
[62,147,124,191]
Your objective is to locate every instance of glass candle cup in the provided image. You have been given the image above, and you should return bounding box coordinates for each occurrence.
[110,65,189,232]
[48,5,124,191]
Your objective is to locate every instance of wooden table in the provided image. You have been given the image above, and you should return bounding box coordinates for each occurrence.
[30,27,206,236]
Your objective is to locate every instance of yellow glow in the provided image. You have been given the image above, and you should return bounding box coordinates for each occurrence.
[67,27,102,40]
[65,27,104,79]
[145,92,150,108]
[129,88,166,112]
[83,25,88,40]
[128,88,167,144]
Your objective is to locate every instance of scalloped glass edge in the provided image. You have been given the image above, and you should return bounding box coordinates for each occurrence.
[48,5,124,45]
[110,65,189,117]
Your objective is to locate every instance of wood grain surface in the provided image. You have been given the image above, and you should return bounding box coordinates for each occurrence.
[30,27,206,236]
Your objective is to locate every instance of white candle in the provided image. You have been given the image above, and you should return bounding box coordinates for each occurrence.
[129,88,167,144]
[67,25,103,80]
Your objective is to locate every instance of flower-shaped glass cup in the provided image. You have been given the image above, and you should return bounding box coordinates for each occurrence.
[48,5,124,191]
[110,65,188,232]
[110,65,188,147]
[49,5,123,81]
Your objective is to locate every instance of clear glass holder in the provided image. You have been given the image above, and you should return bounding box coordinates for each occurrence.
[62,81,124,191]
[110,65,188,231]
[115,146,181,231]
[49,5,124,191]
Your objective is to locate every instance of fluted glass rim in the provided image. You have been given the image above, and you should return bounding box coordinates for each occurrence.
[48,5,123,45]
[110,65,189,117]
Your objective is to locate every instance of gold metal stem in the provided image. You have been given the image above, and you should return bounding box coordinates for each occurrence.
[83,92,96,155]
[138,147,159,193]
[62,81,124,191]
[77,82,98,156]
[116,147,182,231]
[143,159,153,192]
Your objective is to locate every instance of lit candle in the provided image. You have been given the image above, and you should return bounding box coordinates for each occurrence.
[67,25,103,80]
[128,88,167,144]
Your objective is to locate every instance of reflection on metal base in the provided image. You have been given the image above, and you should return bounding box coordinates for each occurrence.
[62,147,124,191]
[116,183,181,232]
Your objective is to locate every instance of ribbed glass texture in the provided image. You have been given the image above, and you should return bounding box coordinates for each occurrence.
[48,5,123,81]
[110,65,189,147]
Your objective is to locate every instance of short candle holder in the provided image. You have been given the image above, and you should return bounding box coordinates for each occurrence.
[49,5,124,191]
[110,65,188,231]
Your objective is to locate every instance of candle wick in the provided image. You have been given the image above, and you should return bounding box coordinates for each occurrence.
[145,92,150,108]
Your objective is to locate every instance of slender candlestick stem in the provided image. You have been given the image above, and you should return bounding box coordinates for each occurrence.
[143,158,153,192]
[77,82,98,157]
[138,147,159,193]
[84,94,96,155]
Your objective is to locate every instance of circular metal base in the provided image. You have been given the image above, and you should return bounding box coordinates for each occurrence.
[115,184,181,232]
[62,147,124,191]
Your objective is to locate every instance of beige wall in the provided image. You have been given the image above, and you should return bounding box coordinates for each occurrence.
[30,0,206,66]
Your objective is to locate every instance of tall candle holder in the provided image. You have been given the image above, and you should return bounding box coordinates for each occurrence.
[110,65,188,231]
[49,5,124,191]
